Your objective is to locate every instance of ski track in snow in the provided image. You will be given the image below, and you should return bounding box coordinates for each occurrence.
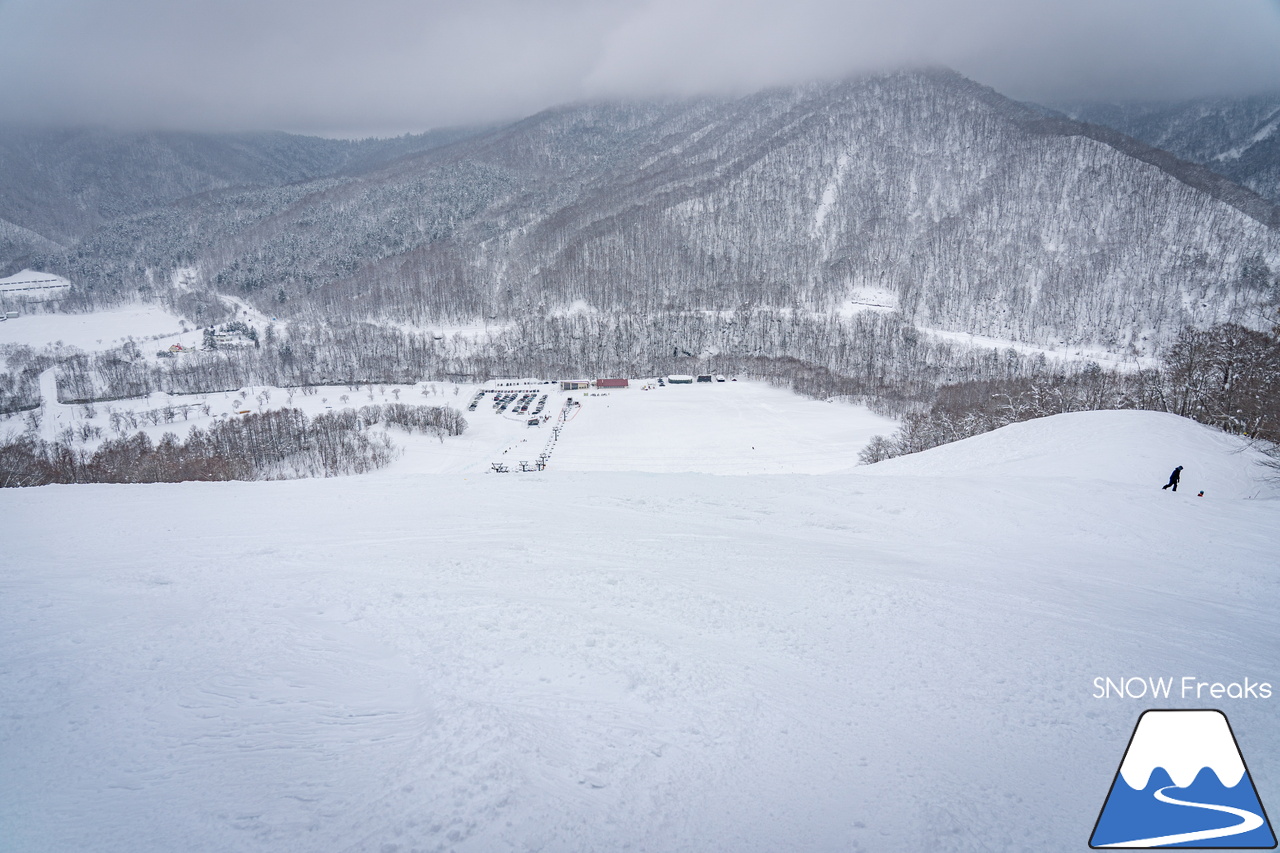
[1,408,1278,852]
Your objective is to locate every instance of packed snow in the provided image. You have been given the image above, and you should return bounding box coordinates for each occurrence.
[2,402,1277,852]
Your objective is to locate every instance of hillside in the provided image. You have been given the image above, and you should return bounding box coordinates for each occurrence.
[859,408,1277,500]
[1062,94,1280,208]
[0,126,480,268]
[15,70,1280,360]
[2,409,1276,851]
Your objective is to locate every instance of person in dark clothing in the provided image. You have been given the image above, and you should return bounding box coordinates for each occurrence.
[1162,465,1183,491]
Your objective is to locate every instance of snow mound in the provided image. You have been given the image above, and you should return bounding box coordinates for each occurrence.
[859,410,1276,499]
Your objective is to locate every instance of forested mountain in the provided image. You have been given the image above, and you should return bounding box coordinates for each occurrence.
[1061,94,1280,208]
[17,70,1277,358]
[0,126,480,268]
[0,68,1277,451]
[0,218,62,270]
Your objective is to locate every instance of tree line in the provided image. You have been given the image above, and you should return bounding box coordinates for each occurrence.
[860,322,1280,463]
[44,309,1047,405]
[0,403,466,487]
[0,345,54,414]
[4,312,1275,482]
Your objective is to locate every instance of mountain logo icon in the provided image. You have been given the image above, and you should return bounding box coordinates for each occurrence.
[1091,710,1277,848]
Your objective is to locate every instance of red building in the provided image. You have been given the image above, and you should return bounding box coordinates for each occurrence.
[595,378,629,388]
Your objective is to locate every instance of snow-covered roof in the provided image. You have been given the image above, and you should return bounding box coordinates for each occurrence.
[0,269,71,295]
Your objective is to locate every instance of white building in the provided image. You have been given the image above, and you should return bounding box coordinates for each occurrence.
[0,270,71,300]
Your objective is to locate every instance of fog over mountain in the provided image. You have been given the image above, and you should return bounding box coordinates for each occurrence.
[1,0,1278,133]
[0,127,481,248]
[8,71,1276,356]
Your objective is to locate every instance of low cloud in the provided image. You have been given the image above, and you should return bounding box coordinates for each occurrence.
[1,0,1277,133]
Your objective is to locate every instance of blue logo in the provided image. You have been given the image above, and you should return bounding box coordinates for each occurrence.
[1091,710,1276,848]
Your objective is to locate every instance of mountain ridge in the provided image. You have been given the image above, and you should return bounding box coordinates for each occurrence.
[6,70,1280,359]
[1023,113,1280,229]
[1060,93,1280,208]
[0,125,484,261]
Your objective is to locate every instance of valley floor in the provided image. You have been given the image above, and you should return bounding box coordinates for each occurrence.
[12,374,899,476]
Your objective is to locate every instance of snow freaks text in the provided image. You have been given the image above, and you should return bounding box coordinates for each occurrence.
[1092,677,1273,700]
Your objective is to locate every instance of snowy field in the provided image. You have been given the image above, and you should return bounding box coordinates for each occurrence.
[0,304,196,352]
[478,381,897,475]
[3,407,1278,852]
[10,373,898,477]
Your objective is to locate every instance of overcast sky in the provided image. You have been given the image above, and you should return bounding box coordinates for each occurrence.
[1,0,1278,134]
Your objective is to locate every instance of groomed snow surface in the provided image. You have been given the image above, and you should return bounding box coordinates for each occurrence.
[3,401,1278,851]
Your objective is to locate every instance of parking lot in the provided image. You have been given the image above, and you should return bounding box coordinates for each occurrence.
[469,386,552,422]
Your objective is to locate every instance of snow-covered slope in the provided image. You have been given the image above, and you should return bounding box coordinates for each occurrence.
[1063,94,1280,207]
[1,410,1276,852]
[525,382,896,475]
[0,127,480,261]
[859,409,1277,500]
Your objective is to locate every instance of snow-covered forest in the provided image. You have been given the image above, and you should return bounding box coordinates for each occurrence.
[2,69,1279,484]
[4,72,1278,350]
[1062,92,1280,207]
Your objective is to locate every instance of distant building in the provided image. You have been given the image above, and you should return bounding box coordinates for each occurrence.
[595,378,629,388]
[667,374,694,384]
[561,380,591,390]
[0,269,71,301]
